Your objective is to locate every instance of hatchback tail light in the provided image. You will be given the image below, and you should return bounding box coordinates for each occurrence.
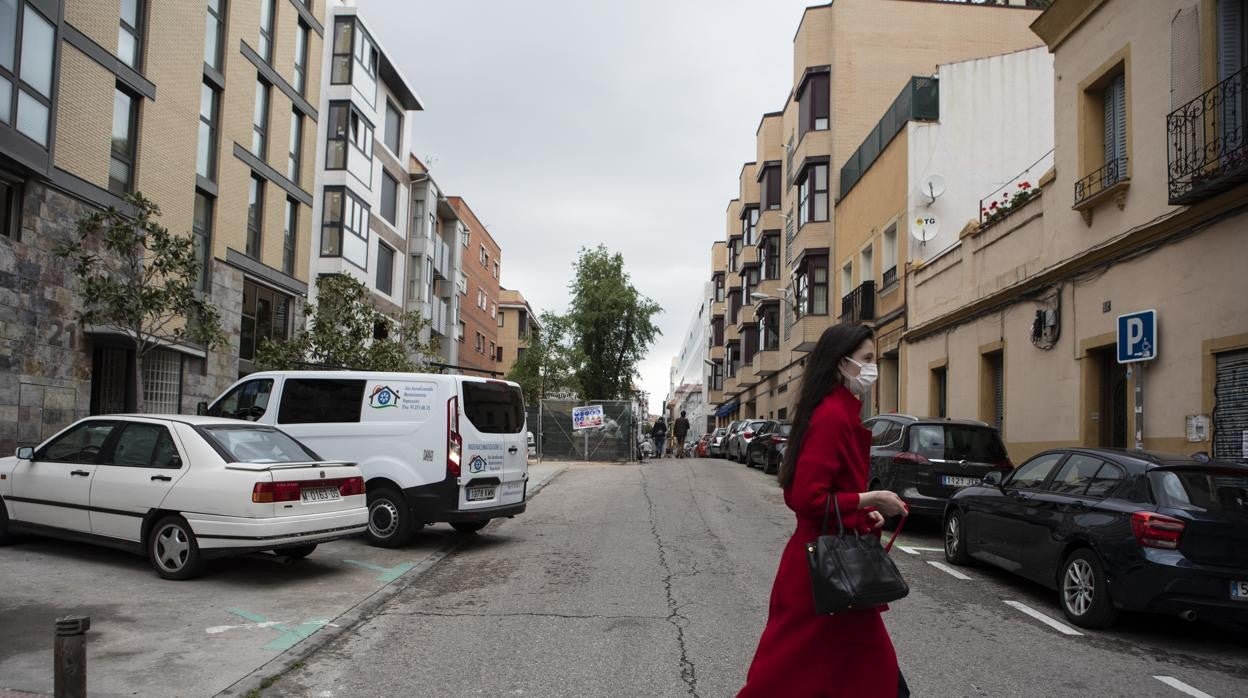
[448,396,462,478]
[1131,511,1185,550]
[893,452,931,466]
[743,430,754,439]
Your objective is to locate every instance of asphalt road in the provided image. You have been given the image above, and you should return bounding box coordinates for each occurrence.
[263,458,1248,698]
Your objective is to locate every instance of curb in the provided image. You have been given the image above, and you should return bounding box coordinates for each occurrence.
[215,463,569,697]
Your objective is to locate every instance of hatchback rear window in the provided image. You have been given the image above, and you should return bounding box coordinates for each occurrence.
[462,381,525,434]
[201,426,320,463]
[777,424,792,436]
[1150,468,1248,513]
[909,425,1006,462]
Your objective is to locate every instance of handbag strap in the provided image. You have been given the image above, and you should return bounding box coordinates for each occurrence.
[883,512,908,553]
[820,493,846,536]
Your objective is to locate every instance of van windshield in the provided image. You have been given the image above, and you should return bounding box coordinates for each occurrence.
[462,381,526,434]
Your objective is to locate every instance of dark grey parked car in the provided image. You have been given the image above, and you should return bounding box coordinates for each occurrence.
[862,415,1013,518]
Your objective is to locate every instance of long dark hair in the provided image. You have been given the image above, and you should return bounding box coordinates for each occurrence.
[777,323,874,489]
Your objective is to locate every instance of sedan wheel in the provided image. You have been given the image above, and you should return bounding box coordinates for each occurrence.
[1060,549,1118,628]
[943,510,972,565]
[149,516,205,580]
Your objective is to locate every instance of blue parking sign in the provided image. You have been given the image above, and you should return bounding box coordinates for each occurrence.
[1117,310,1157,364]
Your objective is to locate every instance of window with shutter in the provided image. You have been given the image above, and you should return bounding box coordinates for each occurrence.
[1217,0,1246,145]
[1103,73,1127,186]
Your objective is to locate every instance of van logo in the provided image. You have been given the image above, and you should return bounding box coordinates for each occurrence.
[368,385,400,409]
[468,455,488,474]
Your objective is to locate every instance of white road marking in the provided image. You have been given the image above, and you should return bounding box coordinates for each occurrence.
[1154,676,1216,698]
[927,560,973,580]
[898,545,944,555]
[1002,600,1084,636]
[205,621,286,634]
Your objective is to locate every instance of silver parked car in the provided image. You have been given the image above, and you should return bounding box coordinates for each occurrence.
[707,427,729,457]
[727,420,769,463]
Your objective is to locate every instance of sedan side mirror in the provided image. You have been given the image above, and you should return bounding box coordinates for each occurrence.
[16,447,34,460]
[982,471,1004,487]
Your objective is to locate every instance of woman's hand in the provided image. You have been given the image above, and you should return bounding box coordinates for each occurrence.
[865,510,885,529]
[862,490,908,517]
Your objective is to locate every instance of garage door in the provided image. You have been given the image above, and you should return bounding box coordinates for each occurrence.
[1213,349,1248,463]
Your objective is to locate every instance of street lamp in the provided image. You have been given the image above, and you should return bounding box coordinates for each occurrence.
[751,289,799,309]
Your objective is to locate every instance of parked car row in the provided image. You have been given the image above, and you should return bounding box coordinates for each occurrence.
[713,419,792,474]
[0,371,532,580]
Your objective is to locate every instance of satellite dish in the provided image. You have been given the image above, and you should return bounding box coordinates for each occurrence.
[920,174,947,205]
[911,210,940,244]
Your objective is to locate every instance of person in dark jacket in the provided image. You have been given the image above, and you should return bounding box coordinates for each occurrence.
[650,417,668,458]
[673,411,691,458]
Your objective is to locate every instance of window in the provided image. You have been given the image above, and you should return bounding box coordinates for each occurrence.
[252,77,270,158]
[910,425,1007,463]
[760,303,779,351]
[1149,467,1248,512]
[475,331,485,353]
[480,244,488,266]
[761,235,780,280]
[1008,453,1065,490]
[329,17,378,104]
[493,261,500,279]
[798,70,829,137]
[246,175,264,258]
[192,191,213,290]
[38,420,118,462]
[208,378,274,420]
[741,206,758,245]
[1085,462,1125,498]
[490,302,497,319]
[458,320,466,342]
[384,99,402,154]
[841,262,852,301]
[331,18,352,83]
[5,3,55,146]
[794,271,807,319]
[983,351,1004,433]
[742,266,759,305]
[293,20,309,95]
[140,349,181,414]
[204,0,226,71]
[809,257,828,315]
[258,0,275,63]
[277,379,366,424]
[282,198,297,274]
[118,0,144,69]
[1049,454,1103,495]
[761,165,781,210]
[381,170,398,225]
[729,237,742,273]
[203,425,318,462]
[797,163,828,226]
[882,224,898,287]
[498,309,505,327]
[109,86,139,195]
[197,81,220,180]
[713,274,724,302]
[109,423,178,468]
[931,365,948,418]
[860,245,873,286]
[287,109,303,182]
[461,381,525,434]
[238,280,291,361]
[325,101,373,186]
[376,241,394,295]
[489,340,496,359]
[462,227,470,247]
[320,186,369,268]
[477,288,486,310]
[1103,72,1127,180]
[1218,0,1247,141]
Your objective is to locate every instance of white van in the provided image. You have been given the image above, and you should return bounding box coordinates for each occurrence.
[204,371,528,547]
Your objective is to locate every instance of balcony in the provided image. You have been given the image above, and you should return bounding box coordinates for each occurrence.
[882,265,898,289]
[429,298,449,336]
[786,313,831,353]
[755,348,782,378]
[1074,157,1128,209]
[737,354,760,387]
[709,344,725,362]
[840,281,876,325]
[1168,65,1248,205]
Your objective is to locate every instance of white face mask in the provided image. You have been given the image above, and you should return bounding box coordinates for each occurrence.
[843,357,879,397]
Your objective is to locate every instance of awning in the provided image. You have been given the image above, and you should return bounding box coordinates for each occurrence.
[715,400,740,418]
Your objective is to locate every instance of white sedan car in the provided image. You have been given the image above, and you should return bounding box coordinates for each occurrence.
[0,415,368,579]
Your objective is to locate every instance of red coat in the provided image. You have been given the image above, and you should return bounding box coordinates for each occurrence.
[739,385,899,698]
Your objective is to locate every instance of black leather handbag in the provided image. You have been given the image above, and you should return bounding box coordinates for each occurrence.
[805,494,909,614]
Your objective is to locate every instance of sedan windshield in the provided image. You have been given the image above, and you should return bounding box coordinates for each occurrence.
[1150,469,1248,513]
[201,425,321,464]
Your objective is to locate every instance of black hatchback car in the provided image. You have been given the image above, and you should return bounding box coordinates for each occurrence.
[746,422,791,474]
[862,415,1012,517]
[943,449,1248,629]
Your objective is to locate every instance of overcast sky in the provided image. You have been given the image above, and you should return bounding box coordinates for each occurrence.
[362,0,815,413]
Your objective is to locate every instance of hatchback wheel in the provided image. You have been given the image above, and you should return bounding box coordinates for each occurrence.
[943,510,972,565]
[367,487,417,548]
[450,520,489,534]
[1060,549,1118,629]
[280,544,318,560]
[149,516,205,580]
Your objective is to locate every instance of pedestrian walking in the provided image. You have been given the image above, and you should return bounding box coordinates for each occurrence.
[739,323,911,697]
[650,417,668,459]
[673,411,690,458]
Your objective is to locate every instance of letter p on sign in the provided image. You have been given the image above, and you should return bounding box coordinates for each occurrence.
[1117,310,1157,364]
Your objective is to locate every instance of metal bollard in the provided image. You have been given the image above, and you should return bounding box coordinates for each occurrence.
[54,615,90,698]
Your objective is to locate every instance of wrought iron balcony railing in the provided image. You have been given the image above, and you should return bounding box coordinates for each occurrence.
[1074,157,1128,207]
[882,265,897,289]
[1168,65,1248,205]
[840,281,876,325]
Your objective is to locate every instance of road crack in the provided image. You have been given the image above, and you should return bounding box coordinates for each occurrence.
[640,466,700,698]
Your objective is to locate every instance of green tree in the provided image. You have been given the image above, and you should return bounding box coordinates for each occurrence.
[56,193,225,412]
[256,274,440,371]
[507,311,576,401]
[566,245,661,400]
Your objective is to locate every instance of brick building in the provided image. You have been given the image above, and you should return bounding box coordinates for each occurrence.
[448,196,501,376]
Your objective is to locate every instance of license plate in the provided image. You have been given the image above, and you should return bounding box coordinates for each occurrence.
[300,487,340,503]
[941,475,980,488]
[1232,581,1248,601]
[466,486,496,502]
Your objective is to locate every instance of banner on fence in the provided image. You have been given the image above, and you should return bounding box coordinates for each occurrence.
[572,404,605,430]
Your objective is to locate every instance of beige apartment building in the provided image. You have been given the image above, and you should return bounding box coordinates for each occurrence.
[496,288,540,378]
[2,0,324,453]
[709,0,1046,426]
[903,0,1248,462]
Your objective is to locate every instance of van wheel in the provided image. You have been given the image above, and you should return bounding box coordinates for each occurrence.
[450,521,489,534]
[366,488,416,548]
[280,544,318,560]
[149,516,205,580]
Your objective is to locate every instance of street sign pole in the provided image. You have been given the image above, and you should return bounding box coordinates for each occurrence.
[1133,362,1145,451]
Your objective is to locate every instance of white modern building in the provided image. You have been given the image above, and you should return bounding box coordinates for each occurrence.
[669,282,713,440]
[406,156,463,367]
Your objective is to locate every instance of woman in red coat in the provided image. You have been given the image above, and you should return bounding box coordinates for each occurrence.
[740,323,910,698]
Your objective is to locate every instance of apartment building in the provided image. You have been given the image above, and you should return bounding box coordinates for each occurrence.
[449,196,501,376]
[308,2,421,321]
[668,282,713,438]
[708,0,1046,426]
[497,287,540,377]
[903,0,1248,462]
[1,0,324,453]
[406,154,461,368]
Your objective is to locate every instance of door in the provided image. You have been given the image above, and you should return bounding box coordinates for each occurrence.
[458,379,529,510]
[975,452,1065,571]
[90,421,189,541]
[1213,349,1248,463]
[10,421,119,532]
[1094,349,1129,448]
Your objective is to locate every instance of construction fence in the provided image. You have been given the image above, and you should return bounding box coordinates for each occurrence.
[530,399,637,462]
